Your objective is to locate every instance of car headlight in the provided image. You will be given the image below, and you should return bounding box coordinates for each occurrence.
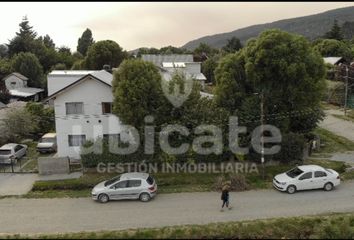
[280,182,287,185]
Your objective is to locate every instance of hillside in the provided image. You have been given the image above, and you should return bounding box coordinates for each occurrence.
[182,6,354,50]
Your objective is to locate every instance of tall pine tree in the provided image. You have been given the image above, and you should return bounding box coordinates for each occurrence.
[77,28,94,56]
[324,19,344,40]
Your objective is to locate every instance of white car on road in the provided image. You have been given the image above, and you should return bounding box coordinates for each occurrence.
[273,165,340,194]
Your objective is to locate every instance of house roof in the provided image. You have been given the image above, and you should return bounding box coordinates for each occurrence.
[142,54,194,66]
[323,57,343,65]
[2,72,28,81]
[9,87,44,98]
[44,73,112,102]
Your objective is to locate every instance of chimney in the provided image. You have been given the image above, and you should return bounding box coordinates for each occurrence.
[103,64,112,73]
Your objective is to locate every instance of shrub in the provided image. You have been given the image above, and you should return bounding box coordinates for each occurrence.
[212,174,249,192]
[273,133,306,164]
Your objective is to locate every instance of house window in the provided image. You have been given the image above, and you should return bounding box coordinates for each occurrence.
[102,102,113,114]
[68,135,86,147]
[66,102,84,115]
[103,134,121,143]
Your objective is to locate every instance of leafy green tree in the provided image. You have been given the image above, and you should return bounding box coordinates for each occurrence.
[7,16,37,56]
[56,46,75,69]
[85,40,126,70]
[201,56,218,84]
[1,108,36,142]
[112,59,168,131]
[39,34,55,49]
[0,44,8,58]
[193,43,219,60]
[0,58,11,80]
[214,52,248,113]
[324,20,344,41]
[0,78,10,104]
[222,37,242,53]
[243,29,326,133]
[25,102,55,134]
[313,39,353,61]
[11,52,44,88]
[77,28,94,56]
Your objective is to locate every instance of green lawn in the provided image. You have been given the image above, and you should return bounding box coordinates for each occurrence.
[313,128,354,153]
[5,212,354,239]
[24,158,351,199]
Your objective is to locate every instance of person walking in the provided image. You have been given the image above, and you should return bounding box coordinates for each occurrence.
[220,184,232,212]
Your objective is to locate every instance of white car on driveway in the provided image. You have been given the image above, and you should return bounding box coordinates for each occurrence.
[273,165,340,194]
[0,143,28,164]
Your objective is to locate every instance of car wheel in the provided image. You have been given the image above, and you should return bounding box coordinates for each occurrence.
[139,193,151,202]
[287,185,296,194]
[98,194,109,203]
[324,182,334,191]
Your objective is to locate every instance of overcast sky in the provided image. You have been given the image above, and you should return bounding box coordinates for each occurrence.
[1,2,354,51]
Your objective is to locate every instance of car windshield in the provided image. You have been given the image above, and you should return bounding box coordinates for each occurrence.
[104,176,120,187]
[286,167,304,178]
[40,138,55,143]
[0,150,11,155]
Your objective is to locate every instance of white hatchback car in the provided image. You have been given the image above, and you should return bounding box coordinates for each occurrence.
[273,165,340,194]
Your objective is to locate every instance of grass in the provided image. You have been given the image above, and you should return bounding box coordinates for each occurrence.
[313,128,354,153]
[3,212,354,239]
[332,113,354,123]
[23,158,352,199]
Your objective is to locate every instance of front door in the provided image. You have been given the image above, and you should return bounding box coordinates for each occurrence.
[297,172,314,190]
[108,180,128,200]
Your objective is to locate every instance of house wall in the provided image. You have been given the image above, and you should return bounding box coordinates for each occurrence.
[4,76,26,90]
[54,77,130,159]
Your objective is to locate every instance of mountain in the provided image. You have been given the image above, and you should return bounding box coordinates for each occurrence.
[182,6,354,50]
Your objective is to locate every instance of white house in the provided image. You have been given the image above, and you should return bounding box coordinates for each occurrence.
[141,54,207,89]
[45,70,130,159]
[2,72,44,102]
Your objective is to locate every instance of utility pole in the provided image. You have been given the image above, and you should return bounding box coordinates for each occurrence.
[260,91,265,179]
[344,65,349,116]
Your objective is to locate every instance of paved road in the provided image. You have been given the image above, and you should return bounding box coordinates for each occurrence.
[320,109,354,142]
[1,180,354,235]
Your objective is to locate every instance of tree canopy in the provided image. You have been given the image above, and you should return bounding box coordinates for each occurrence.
[85,40,126,70]
[11,52,44,88]
[77,28,94,56]
[222,37,242,53]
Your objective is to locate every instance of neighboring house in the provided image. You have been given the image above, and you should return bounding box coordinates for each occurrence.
[323,57,345,66]
[45,70,131,159]
[2,72,44,102]
[141,54,207,89]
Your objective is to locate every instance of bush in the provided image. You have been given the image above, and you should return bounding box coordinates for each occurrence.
[81,139,147,168]
[273,133,306,164]
[212,174,249,192]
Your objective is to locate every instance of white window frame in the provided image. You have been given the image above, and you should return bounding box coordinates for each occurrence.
[66,102,84,115]
[68,135,86,147]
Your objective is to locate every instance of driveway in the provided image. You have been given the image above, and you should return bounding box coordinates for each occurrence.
[320,109,354,142]
[0,180,354,235]
[0,173,38,196]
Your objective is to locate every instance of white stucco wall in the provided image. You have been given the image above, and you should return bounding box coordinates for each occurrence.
[4,75,26,90]
[53,76,129,159]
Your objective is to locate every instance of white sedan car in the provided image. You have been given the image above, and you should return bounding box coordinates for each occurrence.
[273,165,340,194]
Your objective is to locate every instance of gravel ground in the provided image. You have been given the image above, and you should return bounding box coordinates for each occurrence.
[0,180,354,235]
[320,110,354,142]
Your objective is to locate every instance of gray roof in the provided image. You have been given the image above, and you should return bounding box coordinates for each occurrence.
[49,70,113,86]
[323,57,343,65]
[9,87,44,97]
[142,54,194,66]
[2,72,28,81]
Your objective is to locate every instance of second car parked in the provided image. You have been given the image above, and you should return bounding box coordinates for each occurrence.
[273,165,340,194]
[0,143,27,164]
[92,172,157,203]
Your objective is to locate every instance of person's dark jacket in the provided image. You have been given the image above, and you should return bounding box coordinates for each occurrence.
[221,189,229,201]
